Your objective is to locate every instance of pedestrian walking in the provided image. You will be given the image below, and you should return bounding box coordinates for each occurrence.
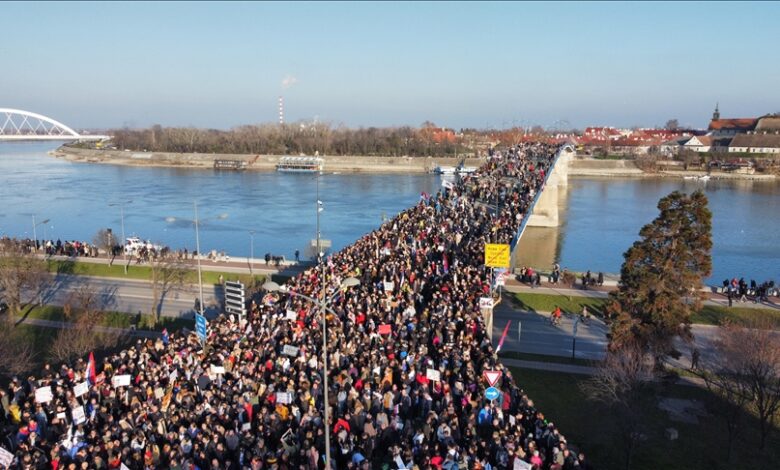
[691,348,700,371]
[295,249,300,262]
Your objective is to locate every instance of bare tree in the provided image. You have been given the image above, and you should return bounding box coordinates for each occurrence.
[149,257,188,325]
[580,341,657,470]
[0,244,50,320]
[0,327,37,379]
[696,319,780,450]
[93,228,117,264]
[49,283,125,365]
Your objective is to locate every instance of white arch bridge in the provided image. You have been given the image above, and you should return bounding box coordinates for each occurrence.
[0,108,109,141]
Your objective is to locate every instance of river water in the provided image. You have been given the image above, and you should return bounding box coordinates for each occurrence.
[1,142,778,283]
[0,142,441,261]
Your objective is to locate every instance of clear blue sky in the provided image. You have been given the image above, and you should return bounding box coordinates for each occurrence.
[2,1,778,130]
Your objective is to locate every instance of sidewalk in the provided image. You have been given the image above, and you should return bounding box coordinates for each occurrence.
[500,357,705,388]
[38,253,311,278]
[17,317,163,339]
[503,279,779,310]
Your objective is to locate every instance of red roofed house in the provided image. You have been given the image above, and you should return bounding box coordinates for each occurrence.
[707,104,757,138]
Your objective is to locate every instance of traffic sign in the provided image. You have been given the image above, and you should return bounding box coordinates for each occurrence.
[484,243,510,268]
[224,281,246,319]
[485,387,501,401]
[483,370,501,387]
[195,313,207,342]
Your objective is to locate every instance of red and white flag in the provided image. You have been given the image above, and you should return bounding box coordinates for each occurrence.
[87,352,97,386]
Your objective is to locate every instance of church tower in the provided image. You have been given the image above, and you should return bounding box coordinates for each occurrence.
[712,102,720,121]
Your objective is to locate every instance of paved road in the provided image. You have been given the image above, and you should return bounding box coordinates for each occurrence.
[491,293,724,367]
[492,296,609,360]
[28,274,221,319]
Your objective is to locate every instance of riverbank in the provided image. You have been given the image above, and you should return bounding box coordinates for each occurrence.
[569,158,777,180]
[51,146,484,174]
[52,146,776,180]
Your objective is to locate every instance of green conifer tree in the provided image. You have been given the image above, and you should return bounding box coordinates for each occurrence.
[608,190,712,366]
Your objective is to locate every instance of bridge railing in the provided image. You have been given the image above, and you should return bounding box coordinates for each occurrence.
[508,144,569,265]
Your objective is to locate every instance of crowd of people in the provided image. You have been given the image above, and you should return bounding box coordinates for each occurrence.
[721,277,778,306]
[1,237,101,259]
[1,143,595,470]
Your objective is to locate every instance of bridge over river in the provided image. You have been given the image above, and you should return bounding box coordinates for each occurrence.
[0,108,108,141]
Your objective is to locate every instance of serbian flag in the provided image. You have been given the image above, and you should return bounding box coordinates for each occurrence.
[87,352,97,386]
[442,253,449,274]
[161,328,169,346]
[420,191,430,201]
[496,321,511,353]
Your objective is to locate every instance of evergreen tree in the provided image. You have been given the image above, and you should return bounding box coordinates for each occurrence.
[608,190,712,365]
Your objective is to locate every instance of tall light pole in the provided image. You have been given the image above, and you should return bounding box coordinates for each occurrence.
[248,230,256,275]
[109,200,133,274]
[32,216,50,253]
[165,207,228,315]
[194,201,204,315]
[263,277,360,469]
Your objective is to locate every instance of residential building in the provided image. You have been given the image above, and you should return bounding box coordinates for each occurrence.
[728,133,780,154]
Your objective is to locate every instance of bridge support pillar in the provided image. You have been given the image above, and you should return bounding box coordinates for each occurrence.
[527,145,574,228]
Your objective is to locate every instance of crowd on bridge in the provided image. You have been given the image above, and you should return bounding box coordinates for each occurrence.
[1,143,595,470]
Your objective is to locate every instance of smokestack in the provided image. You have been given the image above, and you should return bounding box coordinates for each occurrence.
[278,96,284,125]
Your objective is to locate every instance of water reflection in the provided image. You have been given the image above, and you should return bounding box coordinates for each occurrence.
[515,176,780,283]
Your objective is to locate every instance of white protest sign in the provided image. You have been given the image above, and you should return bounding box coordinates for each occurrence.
[154,388,165,400]
[282,345,299,357]
[0,447,14,468]
[383,281,395,292]
[169,369,178,382]
[242,422,251,432]
[286,310,297,321]
[56,412,67,421]
[514,458,533,470]
[121,464,131,470]
[210,365,226,375]
[73,381,89,398]
[479,297,494,310]
[111,375,132,388]
[276,392,293,404]
[426,368,441,382]
[72,406,86,425]
[35,386,53,403]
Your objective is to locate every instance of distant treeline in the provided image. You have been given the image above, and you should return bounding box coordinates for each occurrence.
[107,123,490,157]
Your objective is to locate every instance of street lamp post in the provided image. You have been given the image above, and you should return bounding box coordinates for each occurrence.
[262,277,359,470]
[32,216,50,254]
[249,230,256,275]
[194,201,204,316]
[109,200,133,274]
[165,207,228,315]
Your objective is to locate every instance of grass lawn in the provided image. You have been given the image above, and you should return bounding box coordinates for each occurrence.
[47,259,265,286]
[512,292,780,328]
[508,367,780,470]
[498,351,597,368]
[18,305,192,332]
